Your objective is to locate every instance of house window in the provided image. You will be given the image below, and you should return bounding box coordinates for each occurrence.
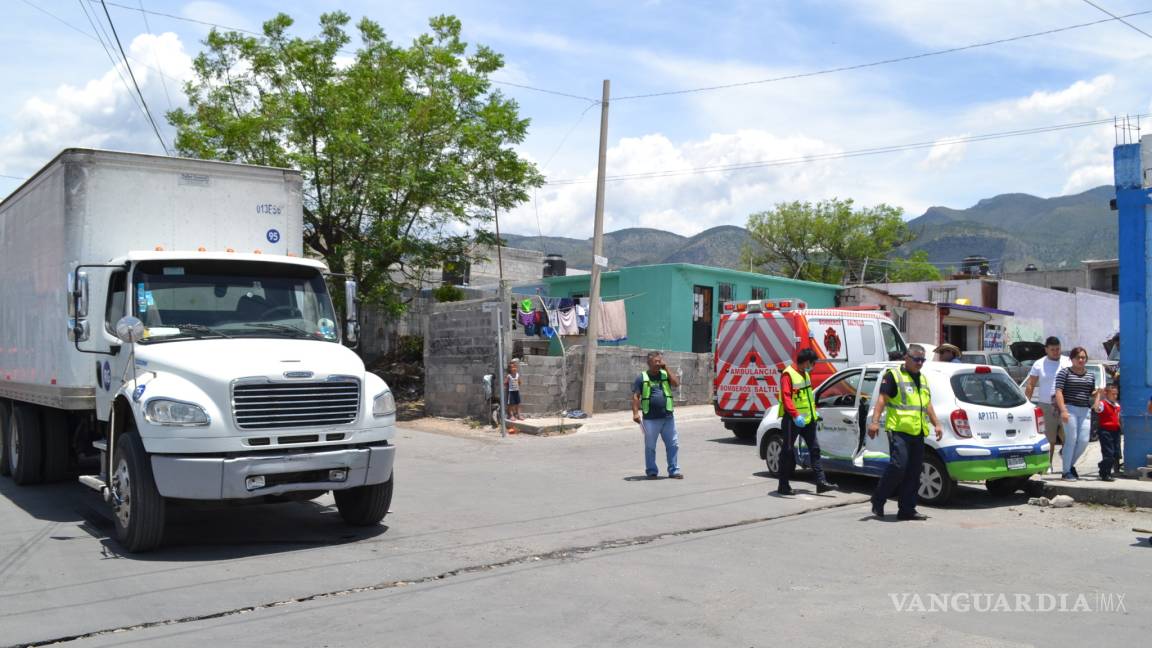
[929,287,956,303]
[891,307,908,334]
[718,282,735,313]
[750,286,767,300]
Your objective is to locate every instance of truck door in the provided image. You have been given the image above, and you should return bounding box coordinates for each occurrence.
[93,269,130,420]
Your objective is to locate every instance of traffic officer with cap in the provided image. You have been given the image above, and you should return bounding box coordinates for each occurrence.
[867,344,943,520]
[776,348,837,495]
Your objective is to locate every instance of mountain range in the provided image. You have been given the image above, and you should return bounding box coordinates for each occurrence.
[503,185,1117,274]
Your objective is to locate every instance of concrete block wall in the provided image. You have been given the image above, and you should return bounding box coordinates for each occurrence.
[515,346,714,416]
[424,297,508,418]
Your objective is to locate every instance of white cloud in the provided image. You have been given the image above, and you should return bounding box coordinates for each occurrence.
[0,32,192,178]
[1012,74,1115,115]
[922,136,969,169]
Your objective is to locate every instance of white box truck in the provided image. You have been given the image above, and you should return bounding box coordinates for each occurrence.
[0,149,396,551]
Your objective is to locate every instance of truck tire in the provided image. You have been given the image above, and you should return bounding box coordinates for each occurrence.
[730,424,756,441]
[9,404,44,485]
[41,408,72,483]
[110,431,166,552]
[335,475,393,526]
[0,400,11,478]
[917,451,955,506]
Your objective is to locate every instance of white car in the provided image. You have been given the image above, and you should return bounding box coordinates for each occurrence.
[756,361,1051,504]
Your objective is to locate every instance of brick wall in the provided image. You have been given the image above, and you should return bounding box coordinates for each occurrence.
[424,297,508,418]
[515,346,714,416]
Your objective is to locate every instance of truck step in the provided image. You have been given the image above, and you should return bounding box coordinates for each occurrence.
[78,475,109,499]
[93,440,107,452]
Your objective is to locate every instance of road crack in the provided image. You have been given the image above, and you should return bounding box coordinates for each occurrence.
[14,497,866,647]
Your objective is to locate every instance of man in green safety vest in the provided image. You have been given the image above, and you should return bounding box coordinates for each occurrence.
[776,349,837,495]
[867,344,944,520]
[632,351,682,479]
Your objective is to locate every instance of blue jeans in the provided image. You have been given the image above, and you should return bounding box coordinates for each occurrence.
[643,416,679,476]
[1062,405,1092,477]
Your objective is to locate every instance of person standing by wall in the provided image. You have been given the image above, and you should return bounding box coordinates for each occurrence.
[867,344,943,520]
[1054,347,1100,481]
[632,351,682,479]
[1095,383,1123,481]
[504,360,524,421]
[1024,336,1072,472]
[776,349,837,495]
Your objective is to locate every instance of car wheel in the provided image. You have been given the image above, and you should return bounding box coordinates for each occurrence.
[763,432,785,476]
[918,452,955,505]
[731,424,756,441]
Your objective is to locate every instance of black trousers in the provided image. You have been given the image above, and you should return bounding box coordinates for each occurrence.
[778,416,826,489]
[872,432,924,516]
[1098,429,1122,476]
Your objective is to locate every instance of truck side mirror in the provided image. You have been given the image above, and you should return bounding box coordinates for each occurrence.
[344,279,359,346]
[68,271,90,342]
[114,316,146,344]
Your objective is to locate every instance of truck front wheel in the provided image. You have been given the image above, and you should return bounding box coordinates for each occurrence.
[9,404,44,485]
[110,431,166,552]
[334,475,393,526]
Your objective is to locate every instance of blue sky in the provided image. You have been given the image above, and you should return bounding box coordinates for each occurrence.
[4,0,1152,239]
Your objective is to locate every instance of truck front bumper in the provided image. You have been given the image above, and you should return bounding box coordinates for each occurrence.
[150,444,395,500]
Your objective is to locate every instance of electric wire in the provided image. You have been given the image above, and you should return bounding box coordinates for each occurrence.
[543,114,1149,186]
[138,0,174,112]
[612,9,1152,100]
[1079,0,1152,39]
[74,0,148,118]
[99,0,170,154]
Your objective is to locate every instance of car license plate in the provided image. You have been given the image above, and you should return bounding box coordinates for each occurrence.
[1005,455,1026,470]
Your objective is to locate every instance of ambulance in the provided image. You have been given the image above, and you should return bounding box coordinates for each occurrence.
[713,300,907,439]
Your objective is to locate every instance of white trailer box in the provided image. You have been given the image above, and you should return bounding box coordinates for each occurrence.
[0,150,395,552]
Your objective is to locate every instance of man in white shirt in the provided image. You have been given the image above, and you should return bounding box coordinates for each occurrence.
[1025,336,1072,471]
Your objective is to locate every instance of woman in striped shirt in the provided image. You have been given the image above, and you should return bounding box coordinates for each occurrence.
[1054,347,1101,481]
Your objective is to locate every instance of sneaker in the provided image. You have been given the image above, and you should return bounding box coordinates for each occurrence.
[1062,474,1077,481]
[1100,474,1115,482]
[777,486,794,496]
[816,481,837,493]
[897,512,928,521]
[670,473,684,480]
[1071,467,1080,479]
[870,501,884,518]
[646,474,658,480]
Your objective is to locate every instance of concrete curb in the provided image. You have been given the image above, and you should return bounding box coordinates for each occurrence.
[1041,481,1152,509]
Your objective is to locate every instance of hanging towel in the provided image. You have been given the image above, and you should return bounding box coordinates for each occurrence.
[541,325,556,339]
[557,308,579,335]
[596,299,628,343]
[518,310,535,327]
[542,297,562,310]
[558,297,574,309]
[575,304,588,330]
[546,309,560,331]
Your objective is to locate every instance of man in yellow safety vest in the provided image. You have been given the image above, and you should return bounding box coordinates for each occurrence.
[632,351,682,479]
[867,344,944,520]
[777,349,837,495]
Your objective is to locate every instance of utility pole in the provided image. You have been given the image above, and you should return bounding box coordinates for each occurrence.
[581,80,610,415]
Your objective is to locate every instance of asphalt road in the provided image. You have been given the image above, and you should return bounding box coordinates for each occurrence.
[1,416,1149,647]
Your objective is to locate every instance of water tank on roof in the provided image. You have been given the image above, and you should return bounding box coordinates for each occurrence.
[961,255,990,276]
[543,254,567,277]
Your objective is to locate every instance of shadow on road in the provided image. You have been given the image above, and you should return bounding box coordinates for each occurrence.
[706,435,754,446]
[0,478,387,561]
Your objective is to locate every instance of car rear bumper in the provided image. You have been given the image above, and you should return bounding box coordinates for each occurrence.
[939,441,1049,481]
[150,444,395,500]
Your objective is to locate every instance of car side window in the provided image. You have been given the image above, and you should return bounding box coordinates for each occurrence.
[105,271,127,334]
[881,323,905,360]
[816,370,861,408]
[989,354,1007,367]
[999,354,1019,367]
[960,354,982,364]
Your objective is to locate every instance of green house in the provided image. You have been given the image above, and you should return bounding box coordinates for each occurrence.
[539,263,840,354]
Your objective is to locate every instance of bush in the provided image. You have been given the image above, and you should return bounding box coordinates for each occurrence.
[433,284,465,302]
[396,335,423,362]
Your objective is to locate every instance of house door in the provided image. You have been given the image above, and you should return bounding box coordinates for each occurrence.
[692,285,713,353]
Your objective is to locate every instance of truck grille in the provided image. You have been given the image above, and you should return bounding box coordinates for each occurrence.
[232,380,360,430]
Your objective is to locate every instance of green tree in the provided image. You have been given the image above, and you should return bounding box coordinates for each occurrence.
[887,250,942,282]
[168,13,542,313]
[745,198,911,284]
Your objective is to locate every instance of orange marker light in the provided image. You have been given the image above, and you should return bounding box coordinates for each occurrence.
[154,245,165,251]
[197,246,207,252]
[253,249,262,254]
[225,247,235,253]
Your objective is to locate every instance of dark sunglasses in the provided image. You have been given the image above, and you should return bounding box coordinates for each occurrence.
[908,356,927,363]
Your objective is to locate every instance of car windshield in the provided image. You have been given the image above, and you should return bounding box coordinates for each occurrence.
[132,260,338,343]
[950,372,1027,408]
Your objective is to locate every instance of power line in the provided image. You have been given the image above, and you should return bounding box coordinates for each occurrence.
[74,0,148,117]
[612,10,1152,101]
[138,0,174,112]
[1079,0,1152,39]
[98,0,169,154]
[93,0,601,103]
[0,174,25,181]
[543,113,1147,185]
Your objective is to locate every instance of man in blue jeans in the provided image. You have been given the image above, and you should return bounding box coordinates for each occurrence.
[632,351,682,479]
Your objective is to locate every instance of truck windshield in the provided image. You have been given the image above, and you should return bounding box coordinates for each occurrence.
[132,260,338,343]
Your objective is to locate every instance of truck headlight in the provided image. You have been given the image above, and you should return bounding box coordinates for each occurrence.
[373,390,396,417]
[145,399,210,426]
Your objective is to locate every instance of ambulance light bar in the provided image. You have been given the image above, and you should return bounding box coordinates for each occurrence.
[723,299,807,313]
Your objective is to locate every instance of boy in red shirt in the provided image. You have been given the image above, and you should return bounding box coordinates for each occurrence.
[1095,384,1122,481]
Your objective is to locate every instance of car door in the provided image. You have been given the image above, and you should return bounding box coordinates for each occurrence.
[814,369,863,463]
[859,368,891,473]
